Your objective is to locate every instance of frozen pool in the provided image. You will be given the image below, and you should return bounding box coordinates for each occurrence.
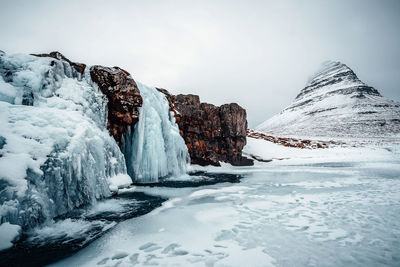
[51,159,400,267]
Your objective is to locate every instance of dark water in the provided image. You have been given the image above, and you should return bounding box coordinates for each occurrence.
[0,172,243,267]
[0,192,166,267]
[136,171,243,188]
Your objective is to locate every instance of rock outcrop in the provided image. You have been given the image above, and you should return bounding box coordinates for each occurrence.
[90,66,143,145]
[158,89,253,166]
[31,52,252,166]
[32,52,142,145]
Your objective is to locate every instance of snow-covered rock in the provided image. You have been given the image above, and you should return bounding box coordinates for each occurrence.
[0,53,129,228]
[257,61,400,138]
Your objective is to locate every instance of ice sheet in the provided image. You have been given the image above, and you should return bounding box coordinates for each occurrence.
[52,147,400,266]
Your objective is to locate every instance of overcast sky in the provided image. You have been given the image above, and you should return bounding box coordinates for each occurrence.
[1,0,399,127]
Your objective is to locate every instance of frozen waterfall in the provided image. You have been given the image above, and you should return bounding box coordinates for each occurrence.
[0,53,131,228]
[122,82,189,183]
[0,52,190,231]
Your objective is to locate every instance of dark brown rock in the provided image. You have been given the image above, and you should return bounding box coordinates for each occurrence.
[31,51,86,75]
[158,89,253,166]
[90,66,142,145]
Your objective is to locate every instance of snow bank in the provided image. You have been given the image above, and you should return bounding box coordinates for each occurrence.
[108,174,133,192]
[243,137,398,164]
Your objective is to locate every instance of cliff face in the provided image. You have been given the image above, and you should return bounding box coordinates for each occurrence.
[32,52,252,166]
[32,52,143,145]
[89,66,142,145]
[158,89,253,166]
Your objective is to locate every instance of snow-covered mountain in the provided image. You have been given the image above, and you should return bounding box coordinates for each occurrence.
[257,61,400,138]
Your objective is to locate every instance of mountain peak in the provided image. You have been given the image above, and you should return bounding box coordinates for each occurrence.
[306,60,354,84]
[256,61,400,138]
[295,60,380,102]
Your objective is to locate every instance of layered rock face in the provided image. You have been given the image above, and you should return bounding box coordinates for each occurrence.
[158,90,253,166]
[257,61,400,138]
[90,66,142,144]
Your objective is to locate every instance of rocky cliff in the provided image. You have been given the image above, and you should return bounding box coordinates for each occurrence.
[257,60,400,138]
[158,89,253,166]
[33,52,143,145]
[89,66,142,145]
[32,52,252,166]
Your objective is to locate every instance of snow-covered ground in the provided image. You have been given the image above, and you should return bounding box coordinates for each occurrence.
[51,140,400,267]
[244,136,400,164]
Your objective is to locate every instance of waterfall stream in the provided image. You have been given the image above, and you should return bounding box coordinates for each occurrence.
[122,82,189,183]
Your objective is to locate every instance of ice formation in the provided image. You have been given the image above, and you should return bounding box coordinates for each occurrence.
[0,52,190,234]
[0,53,130,228]
[121,82,189,183]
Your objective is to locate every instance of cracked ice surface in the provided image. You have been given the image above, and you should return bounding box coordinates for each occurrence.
[53,147,400,266]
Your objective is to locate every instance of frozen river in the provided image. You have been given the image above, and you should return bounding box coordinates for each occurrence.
[51,157,400,267]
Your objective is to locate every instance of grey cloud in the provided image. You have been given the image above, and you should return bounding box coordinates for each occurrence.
[1,0,399,127]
